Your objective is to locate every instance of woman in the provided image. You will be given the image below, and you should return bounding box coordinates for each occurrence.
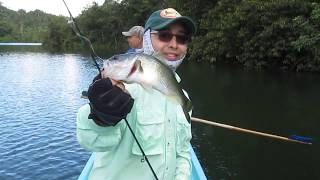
[77,8,196,180]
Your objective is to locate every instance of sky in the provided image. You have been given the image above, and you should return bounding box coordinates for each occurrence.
[0,0,105,16]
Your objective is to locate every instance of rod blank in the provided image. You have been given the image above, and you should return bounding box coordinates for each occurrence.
[191,117,312,145]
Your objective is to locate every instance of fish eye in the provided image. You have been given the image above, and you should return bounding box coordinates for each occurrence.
[111,56,119,61]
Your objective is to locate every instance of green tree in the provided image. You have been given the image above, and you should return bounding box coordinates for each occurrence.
[43,16,76,51]
[0,20,12,37]
[291,2,320,71]
[189,0,320,71]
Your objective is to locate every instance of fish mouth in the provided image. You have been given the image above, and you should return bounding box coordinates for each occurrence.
[103,60,111,68]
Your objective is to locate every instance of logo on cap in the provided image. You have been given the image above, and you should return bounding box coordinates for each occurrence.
[160,8,181,19]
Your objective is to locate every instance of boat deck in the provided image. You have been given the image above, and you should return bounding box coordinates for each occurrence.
[78,144,207,180]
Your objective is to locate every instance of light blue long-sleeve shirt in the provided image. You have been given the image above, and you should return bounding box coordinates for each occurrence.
[77,81,192,180]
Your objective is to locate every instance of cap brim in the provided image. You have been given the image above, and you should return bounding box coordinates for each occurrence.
[122,32,132,36]
[152,16,196,35]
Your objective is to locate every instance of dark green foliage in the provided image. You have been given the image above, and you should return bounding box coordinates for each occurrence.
[0,5,52,42]
[291,2,320,72]
[190,0,320,72]
[0,20,12,37]
[1,0,319,72]
[43,16,79,51]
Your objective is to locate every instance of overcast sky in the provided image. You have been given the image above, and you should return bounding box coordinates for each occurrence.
[0,0,104,16]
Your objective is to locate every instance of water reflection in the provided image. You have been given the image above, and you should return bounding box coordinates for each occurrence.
[20,54,44,83]
[63,54,80,102]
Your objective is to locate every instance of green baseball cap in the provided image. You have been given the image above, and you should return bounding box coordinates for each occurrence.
[145,8,196,35]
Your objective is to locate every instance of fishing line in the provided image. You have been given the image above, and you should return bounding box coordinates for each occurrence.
[124,118,159,180]
[62,0,102,74]
[62,1,159,179]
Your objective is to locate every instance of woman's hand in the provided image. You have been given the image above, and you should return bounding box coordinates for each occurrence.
[87,73,134,126]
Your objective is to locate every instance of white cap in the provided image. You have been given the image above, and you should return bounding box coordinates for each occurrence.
[122,26,144,38]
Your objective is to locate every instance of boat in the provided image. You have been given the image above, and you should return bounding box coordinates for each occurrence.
[78,144,207,180]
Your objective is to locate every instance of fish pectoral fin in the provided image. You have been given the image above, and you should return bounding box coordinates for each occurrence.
[135,60,143,73]
[128,60,143,78]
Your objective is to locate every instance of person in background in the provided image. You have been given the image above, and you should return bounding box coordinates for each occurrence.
[122,25,144,53]
[77,8,196,180]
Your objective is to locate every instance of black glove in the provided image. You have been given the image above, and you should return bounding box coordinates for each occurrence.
[87,75,134,126]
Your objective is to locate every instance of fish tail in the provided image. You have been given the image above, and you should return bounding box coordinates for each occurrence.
[186,100,193,112]
[183,109,191,123]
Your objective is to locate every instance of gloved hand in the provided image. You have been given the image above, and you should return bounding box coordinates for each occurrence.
[87,75,134,126]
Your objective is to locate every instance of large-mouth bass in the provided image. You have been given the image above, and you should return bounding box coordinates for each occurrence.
[102,53,192,122]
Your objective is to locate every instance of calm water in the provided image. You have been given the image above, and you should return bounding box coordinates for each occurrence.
[0,51,319,180]
[178,62,320,180]
[0,52,96,180]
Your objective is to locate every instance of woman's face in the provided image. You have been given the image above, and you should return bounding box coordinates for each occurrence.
[151,23,189,61]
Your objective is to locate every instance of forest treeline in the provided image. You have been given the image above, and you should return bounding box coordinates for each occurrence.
[0,0,319,72]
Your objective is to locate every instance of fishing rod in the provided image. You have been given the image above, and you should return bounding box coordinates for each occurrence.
[62,0,102,74]
[62,1,159,179]
[191,117,313,145]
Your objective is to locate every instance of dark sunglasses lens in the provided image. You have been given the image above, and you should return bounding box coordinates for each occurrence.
[176,35,190,44]
[157,31,191,44]
[158,32,173,42]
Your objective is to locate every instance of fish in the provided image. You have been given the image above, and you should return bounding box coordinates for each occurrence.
[102,53,192,122]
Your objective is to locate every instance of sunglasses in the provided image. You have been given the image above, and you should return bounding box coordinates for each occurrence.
[151,30,191,45]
